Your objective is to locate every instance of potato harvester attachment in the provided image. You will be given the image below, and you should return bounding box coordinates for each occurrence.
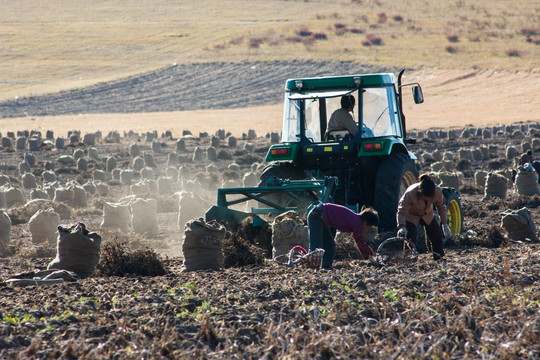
[205,176,337,224]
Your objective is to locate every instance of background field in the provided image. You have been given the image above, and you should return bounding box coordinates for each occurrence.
[2,0,539,99]
[1,0,539,137]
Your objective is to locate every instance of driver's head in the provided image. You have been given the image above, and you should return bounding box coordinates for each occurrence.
[341,95,355,110]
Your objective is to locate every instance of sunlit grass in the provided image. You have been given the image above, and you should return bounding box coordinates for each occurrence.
[0,0,538,101]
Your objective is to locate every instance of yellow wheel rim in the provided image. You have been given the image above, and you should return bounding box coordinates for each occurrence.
[400,171,417,198]
[447,199,462,234]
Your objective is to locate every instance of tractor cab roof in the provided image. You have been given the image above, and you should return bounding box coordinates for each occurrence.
[285,73,397,92]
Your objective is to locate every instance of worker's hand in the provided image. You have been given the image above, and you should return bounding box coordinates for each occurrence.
[397,226,408,238]
[359,244,374,260]
[442,224,452,238]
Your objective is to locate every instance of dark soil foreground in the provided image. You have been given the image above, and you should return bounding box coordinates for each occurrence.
[0,122,539,359]
[1,244,539,360]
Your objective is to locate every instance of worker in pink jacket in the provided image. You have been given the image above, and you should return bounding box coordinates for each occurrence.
[308,202,379,269]
[396,174,451,260]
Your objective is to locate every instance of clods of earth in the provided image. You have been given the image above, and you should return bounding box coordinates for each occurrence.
[0,123,539,359]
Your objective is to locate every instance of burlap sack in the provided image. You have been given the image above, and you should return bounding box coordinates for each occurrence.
[53,188,74,204]
[5,188,25,208]
[501,207,539,242]
[271,210,309,258]
[514,168,540,196]
[28,208,61,243]
[475,171,487,188]
[157,176,176,195]
[131,181,151,197]
[0,190,6,209]
[483,172,507,200]
[177,191,211,232]
[0,210,11,245]
[100,201,131,232]
[47,223,102,277]
[182,219,225,271]
[131,198,158,236]
[71,185,88,208]
[437,171,461,193]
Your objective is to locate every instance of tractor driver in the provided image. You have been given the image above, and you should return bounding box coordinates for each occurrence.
[326,95,358,137]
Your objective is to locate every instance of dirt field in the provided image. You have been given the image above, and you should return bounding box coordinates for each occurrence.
[0,108,539,358]
[1,0,539,356]
[1,63,539,137]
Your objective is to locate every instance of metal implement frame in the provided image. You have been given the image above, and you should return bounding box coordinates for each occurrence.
[205,176,337,223]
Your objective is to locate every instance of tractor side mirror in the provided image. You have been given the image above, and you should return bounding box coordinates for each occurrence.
[412,86,424,104]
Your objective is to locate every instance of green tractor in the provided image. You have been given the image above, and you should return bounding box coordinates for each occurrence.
[206,69,463,238]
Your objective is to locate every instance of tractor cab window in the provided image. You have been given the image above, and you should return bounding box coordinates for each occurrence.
[282,91,354,143]
[282,86,401,143]
[362,87,401,137]
[282,95,301,142]
[304,98,322,142]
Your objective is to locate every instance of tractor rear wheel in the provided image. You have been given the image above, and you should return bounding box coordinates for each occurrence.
[442,188,463,235]
[374,152,419,232]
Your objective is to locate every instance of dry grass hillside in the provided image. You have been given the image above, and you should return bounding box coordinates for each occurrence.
[1,2,538,94]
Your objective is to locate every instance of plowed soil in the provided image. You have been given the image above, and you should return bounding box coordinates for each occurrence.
[1,62,539,137]
[0,62,539,359]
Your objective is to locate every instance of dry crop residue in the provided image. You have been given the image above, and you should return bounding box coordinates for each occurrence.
[0,122,540,358]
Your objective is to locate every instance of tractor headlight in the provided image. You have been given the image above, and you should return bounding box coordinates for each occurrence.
[295,81,303,90]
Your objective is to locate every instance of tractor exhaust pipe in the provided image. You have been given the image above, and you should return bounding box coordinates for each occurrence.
[397,68,406,139]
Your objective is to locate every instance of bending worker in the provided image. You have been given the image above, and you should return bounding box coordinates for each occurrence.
[308,202,379,269]
[396,174,451,260]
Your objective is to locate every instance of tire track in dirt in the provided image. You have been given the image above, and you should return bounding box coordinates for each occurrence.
[0,62,389,118]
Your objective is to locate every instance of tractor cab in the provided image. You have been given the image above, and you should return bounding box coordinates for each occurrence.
[281,74,404,146]
[277,73,408,173]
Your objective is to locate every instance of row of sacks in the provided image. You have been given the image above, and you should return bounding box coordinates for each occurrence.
[427,168,539,199]
[0,205,81,245]
[181,210,310,271]
[477,168,540,199]
[0,130,102,150]
[421,144,538,169]
[0,181,110,209]
[101,197,160,236]
[17,159,260,197]
[410,123,540,140]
